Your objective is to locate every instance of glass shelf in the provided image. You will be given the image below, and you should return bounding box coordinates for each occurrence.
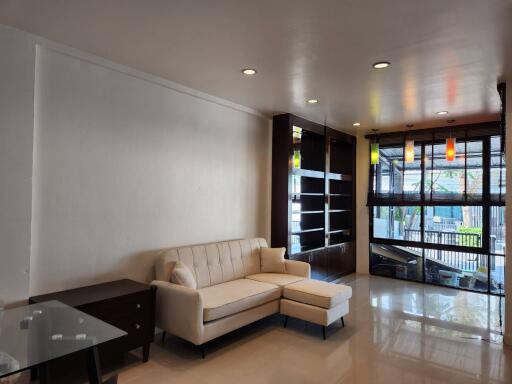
[291,227,325,235]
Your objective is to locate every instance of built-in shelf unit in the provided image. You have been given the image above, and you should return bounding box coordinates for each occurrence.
[271,113,356,281]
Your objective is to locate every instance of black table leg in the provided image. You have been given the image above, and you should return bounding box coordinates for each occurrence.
[39,363,50,384]
[30,366,39,381]
[86,346,102,384]
[142,343,150,362]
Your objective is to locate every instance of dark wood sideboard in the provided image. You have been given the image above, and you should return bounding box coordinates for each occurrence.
[29,279,156,363]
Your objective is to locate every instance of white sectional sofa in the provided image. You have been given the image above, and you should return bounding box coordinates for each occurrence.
[151,238,351,357]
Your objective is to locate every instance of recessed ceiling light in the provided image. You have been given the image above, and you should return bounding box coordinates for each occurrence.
[241,68,257,75]
[373,61,390,69]
[436,111,449,115]
[307,99,319,104]
[353,122,361,126]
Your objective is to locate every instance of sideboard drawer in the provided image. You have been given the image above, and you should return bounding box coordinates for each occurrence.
[84,291,151,319]
[79,292,154,345]
[109,316,153,341]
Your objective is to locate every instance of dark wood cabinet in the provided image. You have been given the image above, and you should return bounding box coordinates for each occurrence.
[328,245,344,278]
[271,113,356,281]
[29,279,156,362]
[310,250,328,280]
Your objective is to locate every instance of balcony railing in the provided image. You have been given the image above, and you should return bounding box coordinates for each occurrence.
[404,229,481,247]
[404,229,483,271]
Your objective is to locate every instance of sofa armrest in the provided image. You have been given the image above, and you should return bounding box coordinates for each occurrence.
[285,259,311,278]
[150,280,204,345]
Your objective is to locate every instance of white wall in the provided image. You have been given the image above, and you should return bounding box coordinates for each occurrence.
[29,46,271,295]
[0,24,272,303]
[356,134,370,274]
[0,26,35,306]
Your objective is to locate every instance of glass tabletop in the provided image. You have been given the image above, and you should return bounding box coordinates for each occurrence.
[0,300,127,379]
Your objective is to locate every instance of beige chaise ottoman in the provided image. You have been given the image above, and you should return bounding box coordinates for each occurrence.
[280,279,352,339]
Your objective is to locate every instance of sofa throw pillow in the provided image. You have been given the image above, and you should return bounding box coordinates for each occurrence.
[170,261,197,289]
[260,247,286,273]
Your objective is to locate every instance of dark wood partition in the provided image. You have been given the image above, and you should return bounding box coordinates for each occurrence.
[271,113,356,281]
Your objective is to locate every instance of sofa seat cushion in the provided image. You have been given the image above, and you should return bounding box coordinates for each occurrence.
[246,273,305,287]
[199,279,281,322]
[283,280,352,309]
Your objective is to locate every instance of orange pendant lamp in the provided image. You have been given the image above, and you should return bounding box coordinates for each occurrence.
[405,140,415,163]
[446,137,456,161]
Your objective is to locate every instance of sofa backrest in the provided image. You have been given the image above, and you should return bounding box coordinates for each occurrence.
[155,238,268,289]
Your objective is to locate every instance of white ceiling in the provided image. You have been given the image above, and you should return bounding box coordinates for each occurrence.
[1,0,511,134]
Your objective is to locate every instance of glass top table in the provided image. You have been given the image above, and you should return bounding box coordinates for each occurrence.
[0,300,127,382]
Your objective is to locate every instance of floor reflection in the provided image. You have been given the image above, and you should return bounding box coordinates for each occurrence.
[345,274,509,383]
[19,274,510,384]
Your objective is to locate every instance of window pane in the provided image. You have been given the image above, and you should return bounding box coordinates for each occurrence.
[490,255,505,294]
[424,140,483,201]
[403,144,422,194]
[370,243,423,282]
[490,206,506,255]
[424,250,488,292]
[423,206,482,248]
[491,136,506,200]
[425,142,464,196]
[373,146,399,195]
[373,206,421,240]
[373,145,421,198]
[466,141,483,198]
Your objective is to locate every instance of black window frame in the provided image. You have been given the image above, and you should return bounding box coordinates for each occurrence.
[366,122,505,296]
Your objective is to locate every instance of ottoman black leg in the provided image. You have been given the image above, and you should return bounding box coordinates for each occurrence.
[161,331,166,344]
[341,317,345,328]
[283,315,289,328]
[322,326,326,340]
[142,343,151,362]
[199,344,206,359]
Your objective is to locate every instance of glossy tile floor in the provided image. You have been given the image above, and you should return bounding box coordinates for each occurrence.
[16,274,512,383]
